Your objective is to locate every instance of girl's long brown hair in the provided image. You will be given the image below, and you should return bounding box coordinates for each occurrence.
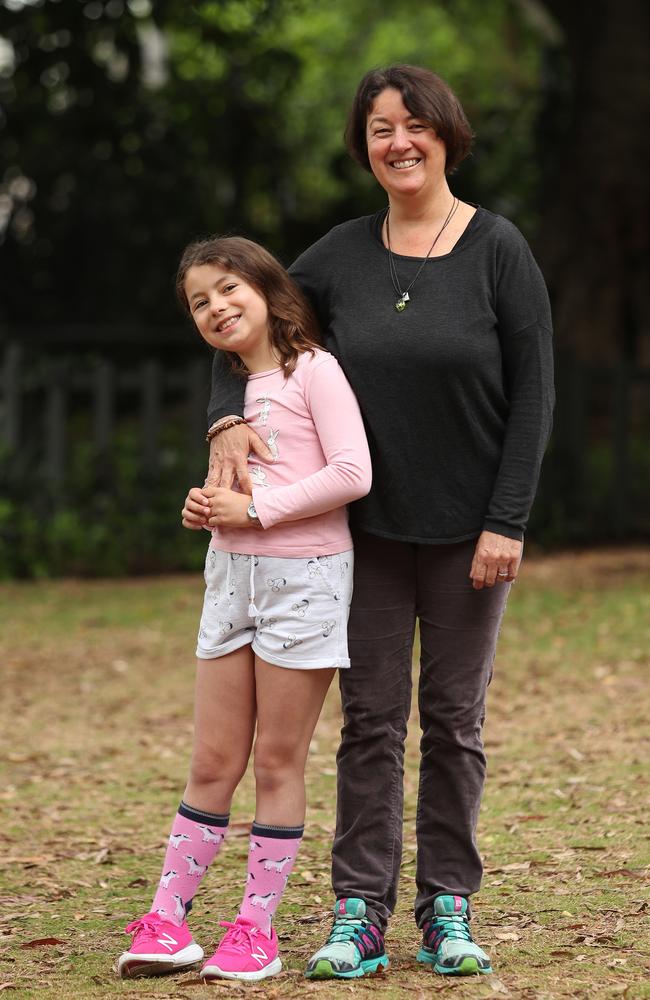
[176,236,321,377]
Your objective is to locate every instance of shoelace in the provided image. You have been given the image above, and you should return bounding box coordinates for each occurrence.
[219,920,258,953]
[125,916,161,941]
[426,913,474,945]
[326,916,368,945]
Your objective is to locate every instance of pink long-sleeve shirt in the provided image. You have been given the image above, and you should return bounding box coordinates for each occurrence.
[210,348,372,558]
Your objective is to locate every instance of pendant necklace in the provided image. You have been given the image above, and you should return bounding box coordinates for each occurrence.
[386,197,459,312]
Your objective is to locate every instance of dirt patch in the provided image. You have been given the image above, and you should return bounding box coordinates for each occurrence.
[1,550,649,999]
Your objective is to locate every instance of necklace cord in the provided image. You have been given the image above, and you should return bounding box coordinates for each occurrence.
[386,198,459,307]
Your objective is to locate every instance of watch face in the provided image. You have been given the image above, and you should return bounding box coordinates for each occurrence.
[248,501,258,519]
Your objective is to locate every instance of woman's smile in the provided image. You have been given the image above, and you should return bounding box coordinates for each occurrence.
[366,87,446,200]
[389,157,422,170]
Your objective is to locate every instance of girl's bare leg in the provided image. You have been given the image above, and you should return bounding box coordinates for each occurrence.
[184,645,256,813]
[252,658,336,826]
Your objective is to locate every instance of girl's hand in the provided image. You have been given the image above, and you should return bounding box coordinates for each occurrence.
[207,423,273,493]
[182,485,217,530]
[469,530,522,590]
[207,489,256,529]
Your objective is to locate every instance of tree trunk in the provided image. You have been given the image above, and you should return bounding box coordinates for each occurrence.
[536,0,650,363]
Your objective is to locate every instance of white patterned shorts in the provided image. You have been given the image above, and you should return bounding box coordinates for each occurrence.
[196,547,354,670]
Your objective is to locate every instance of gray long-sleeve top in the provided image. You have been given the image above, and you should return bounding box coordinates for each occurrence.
[207,207,555,543]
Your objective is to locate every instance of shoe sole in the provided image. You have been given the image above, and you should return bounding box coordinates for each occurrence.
[117,944,204,979]
[201,957,282,982]
[305,955,389,979]
[417,948,491,976]
[118,943,204,979]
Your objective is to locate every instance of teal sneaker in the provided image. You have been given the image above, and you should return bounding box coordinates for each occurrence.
[304,898,389,979]
[417,895,492,976]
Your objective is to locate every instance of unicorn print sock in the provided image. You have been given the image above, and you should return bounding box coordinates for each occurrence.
[151,801,228,925]
[238,821,304,935]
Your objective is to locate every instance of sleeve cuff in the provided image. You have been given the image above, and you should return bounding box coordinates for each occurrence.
[207,407,245,430]
[482,519,524,542]
[251,487,271,530]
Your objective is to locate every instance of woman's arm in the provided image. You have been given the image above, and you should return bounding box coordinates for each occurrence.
[206,350,245,428]
[205,352,272,490]
[250,357,372,528]
[486,226,554,536]
[471,224,554,589]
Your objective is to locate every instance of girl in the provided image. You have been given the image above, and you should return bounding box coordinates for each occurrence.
[117,237,371,982]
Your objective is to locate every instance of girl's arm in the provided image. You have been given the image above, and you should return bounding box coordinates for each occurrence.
[251,357,372,528]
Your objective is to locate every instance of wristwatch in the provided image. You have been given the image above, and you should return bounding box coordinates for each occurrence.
[247,500,260,525]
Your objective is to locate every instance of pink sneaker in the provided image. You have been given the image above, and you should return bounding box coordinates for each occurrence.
[118,912,203,978]
[201,916,282,982]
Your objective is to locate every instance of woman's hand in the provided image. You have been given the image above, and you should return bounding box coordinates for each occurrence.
[181,485,216,530]
[206,422,273,493]
[207,489,256,529]
[469,530,522,590]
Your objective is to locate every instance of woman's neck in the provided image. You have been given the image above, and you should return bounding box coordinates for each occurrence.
[387,180,454,228]
[383,181,476,258]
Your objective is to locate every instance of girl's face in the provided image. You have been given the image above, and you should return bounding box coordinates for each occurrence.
[184,263,274,370]
[366,87,447,202]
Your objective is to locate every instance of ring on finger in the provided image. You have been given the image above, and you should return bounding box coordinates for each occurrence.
[497,569,509,578]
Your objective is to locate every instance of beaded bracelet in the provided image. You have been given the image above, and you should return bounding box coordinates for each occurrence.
[205,416,246,443]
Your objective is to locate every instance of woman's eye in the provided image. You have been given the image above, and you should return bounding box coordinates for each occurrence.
[374,129,390,137]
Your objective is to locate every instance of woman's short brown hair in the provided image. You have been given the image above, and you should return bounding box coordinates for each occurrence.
[345,64,473,175]
[176,236,321,377]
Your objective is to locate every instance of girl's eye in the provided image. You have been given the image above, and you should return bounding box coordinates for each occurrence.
[223,283,237,293]
[192,299,207,312]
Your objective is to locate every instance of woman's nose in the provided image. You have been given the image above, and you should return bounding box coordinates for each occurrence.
[391,127,412,151]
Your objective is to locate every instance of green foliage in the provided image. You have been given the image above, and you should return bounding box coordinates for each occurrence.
[277,0,544,225]
[529,431,650,547]
[0,424,207,578]
[0,0,547,327]
[2,423,646,578]
[3,2,645,566]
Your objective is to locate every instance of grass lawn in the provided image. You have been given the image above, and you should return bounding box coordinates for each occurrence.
[1,548,649,999]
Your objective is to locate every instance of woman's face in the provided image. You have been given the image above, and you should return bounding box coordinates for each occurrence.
[365,87,447,201]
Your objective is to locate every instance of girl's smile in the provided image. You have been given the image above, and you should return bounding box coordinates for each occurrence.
[184,263,278,373]
[216,313,241,333]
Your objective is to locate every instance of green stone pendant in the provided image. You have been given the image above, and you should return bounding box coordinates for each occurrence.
[395,292,409,312]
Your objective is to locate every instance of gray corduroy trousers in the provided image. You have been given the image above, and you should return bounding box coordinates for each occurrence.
[331,530,511,931]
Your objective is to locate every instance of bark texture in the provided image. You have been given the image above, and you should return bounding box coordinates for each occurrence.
[536,0,650,363]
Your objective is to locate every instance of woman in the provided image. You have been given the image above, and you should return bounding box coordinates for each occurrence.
[185,65,554,979]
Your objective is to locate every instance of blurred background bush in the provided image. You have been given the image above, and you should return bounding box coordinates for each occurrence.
[1,0,648,576]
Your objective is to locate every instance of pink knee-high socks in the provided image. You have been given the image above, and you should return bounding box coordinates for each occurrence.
[151,801,228,925]
[149,808,302,935]
[238,822,304,935]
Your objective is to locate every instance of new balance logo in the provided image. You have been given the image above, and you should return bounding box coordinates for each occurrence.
[251,945,268,967]
[157,932,178,953]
